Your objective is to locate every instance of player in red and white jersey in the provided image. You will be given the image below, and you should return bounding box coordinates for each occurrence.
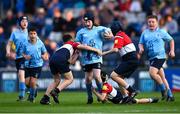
[92,71,159,104]
[40,34,102,105]
[103,21,139,103]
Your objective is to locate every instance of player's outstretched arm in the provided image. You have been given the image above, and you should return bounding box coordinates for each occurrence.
[92,88,107,101]
[77,45,102,55]
[68,50,80,64]
[102,48,118,56]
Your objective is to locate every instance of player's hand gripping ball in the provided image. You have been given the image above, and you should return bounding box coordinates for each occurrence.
[102,28,113,39]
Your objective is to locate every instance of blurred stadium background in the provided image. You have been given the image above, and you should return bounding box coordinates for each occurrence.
[0,0,180,104]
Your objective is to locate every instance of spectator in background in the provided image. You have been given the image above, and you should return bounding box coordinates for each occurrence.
[64,9,78,36]
[47,0,63,17]
[0,25,7,67]
[32,8,46,36]
[129,0,142,13]
[165,14,178,34]
[159,17,168,31]
[49,8,66,43]
[2,9,17,39]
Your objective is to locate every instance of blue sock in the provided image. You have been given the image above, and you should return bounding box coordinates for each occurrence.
[86,83,92,99]
[167,89,173,97]
[19,82,26,97]
[159,83,166,92]
[96,82,102,93]
[30,88,36,99]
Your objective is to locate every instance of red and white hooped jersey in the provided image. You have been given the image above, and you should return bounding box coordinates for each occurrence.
[113,31,136,56]
[56,41,80,57]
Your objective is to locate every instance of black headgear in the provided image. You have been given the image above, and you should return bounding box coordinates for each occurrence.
[110,21,123,36]
[18,16,28,26]
[101,71,109,82]
[83,12,94,23]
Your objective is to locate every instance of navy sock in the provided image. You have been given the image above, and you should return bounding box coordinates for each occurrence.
[96,82,102,93]
[86,83,93,99]
[159,83,166,91]
[30,88,36,99]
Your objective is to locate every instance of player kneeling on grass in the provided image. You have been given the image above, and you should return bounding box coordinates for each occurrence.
[22,26,49,103]
[92,71,159,104]
[40,34,102,105]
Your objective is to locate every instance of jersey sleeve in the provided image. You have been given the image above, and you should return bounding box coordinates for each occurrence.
[9,32,15,42]
[139,32,145,44]
[161,29,173,42]
[40,41,47,54]
[113,36,123,49]
[75,30,82,43]
[72,42,80,49]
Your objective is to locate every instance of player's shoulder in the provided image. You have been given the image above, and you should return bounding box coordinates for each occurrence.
[96,25,107,30]
[157,28,167,34]
[77,27,86,34]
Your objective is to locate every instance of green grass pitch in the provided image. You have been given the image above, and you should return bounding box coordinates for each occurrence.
[0,91,179,113]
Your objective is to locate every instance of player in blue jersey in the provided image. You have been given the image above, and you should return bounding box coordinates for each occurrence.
[6,16,28,101]
[40,34,102,105]
[138,15,175,101]
[75,12,113,104]
[22,26,48,102]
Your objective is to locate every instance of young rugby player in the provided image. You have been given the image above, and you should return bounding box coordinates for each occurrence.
[22,26,48,102]
[40,34,102,105]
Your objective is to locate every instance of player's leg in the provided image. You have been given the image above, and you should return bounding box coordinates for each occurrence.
[15,58,26,101]
[133,98,159,104]
[93,68,103,102]
[17,69,26,101]
[92,63,102,94]
[40,74,60,105]
[118,85,130,103]
[29,77,37,103]
[45,74,60,96]
[25,77,30,92]
[149,68,166,100]
[111,71,137,97]
[25,76,30,101]
[50,71,73,103]
[111,60,138,99]
[149,58,167,100]
[85,70,94,104]
[93,69,102,92]
[158,68,174,101]
[56,71,73,91]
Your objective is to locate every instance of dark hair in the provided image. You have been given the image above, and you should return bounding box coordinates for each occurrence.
[28,26,37,32]
[101,71,109,82]
[62,34,73,42]
[110,21,124,36]
[147,15,158,21]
